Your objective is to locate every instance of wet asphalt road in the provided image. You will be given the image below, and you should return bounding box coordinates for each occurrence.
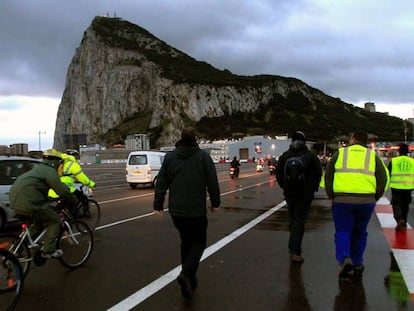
[6,163,414,311]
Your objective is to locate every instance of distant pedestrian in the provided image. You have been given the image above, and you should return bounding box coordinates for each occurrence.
[324,130,389,280]
[153,126,221,299]
[388,143,414,232]
[276,131,322,263]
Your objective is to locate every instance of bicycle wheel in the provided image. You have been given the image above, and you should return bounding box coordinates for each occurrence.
[0,248,24,311]
[0,234,31,277]
[77,199,101,230]
[57,220,93,269]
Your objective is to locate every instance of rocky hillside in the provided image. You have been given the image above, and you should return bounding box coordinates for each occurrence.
[53,16,408,150]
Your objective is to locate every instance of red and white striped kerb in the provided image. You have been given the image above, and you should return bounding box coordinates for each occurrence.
[375,197,414,304]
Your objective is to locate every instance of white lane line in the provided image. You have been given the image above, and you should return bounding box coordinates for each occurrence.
[95,181,270,231]
[376,213,398,228]
[97,173,262,205]
[392,249,414,293]
[94,211,158,230]
[107,200,285,311]
[377,213,412,229]
[99,193,154,204]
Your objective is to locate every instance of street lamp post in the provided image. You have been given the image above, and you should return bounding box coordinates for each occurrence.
[38,130,46,151]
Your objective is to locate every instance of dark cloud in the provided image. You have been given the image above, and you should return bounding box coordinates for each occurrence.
[0,0,413,109]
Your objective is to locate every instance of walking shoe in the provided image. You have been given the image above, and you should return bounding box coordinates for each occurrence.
[290,254,304,263]
[353,264,365,279]
[41,249,63,259]
[395,220,406,232]
[339,258,353,280]
[177,273,193,299]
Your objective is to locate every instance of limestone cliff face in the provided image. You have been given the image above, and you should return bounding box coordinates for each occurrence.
[53,17,335,149]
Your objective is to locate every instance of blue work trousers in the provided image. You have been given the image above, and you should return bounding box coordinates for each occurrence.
[331,202,375,265]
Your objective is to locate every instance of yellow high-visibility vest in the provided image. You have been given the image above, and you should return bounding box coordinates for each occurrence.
[390,155,414,190]
[48,154,95,198]
[333,145,377,194]
[319,171,325,188]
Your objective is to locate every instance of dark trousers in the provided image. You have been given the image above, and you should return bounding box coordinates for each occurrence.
[171,215,208,280]
[391,189,412,223]
[286,197,312,256]
[31,208,60,253]
[331,202,375,265]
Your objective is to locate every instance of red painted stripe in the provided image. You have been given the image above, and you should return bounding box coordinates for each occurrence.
[383,228,414,249]
[375,204,393,214]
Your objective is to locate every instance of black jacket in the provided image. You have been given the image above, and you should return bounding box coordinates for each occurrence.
[153,140,221,217]
[276,140,322,198]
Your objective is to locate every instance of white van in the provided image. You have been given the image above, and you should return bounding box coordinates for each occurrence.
[126,151,166,188]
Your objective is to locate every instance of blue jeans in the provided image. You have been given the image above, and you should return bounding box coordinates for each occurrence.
[331,202,375,265]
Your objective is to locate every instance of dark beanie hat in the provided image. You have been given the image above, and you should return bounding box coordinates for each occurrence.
[399,143,409,155]
[292,131,306,142]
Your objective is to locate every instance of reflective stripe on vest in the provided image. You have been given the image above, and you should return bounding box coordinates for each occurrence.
[390,156,414,190]
[63,161,75,176]
[333,145,376,194]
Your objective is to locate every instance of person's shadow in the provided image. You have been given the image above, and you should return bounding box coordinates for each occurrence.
[282,263,312,311]
[334,278,367,311]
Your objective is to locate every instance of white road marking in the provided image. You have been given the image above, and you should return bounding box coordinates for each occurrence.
[107,200,286,311]
[375,198,414,303]
[97,171,262,205]
[392,249,414,293]
[95,181,270,230]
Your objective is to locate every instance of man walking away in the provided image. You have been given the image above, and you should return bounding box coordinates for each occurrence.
[154,127,221,299]
[276,131,322,263]
[388,143,414,232]
[324,130,389,281]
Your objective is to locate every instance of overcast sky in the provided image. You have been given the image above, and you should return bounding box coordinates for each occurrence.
[1,0,413,150]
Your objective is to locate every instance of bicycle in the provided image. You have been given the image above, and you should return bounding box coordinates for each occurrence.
[0,201,93,278]
[0,248,24,311]
[72,183,101,230]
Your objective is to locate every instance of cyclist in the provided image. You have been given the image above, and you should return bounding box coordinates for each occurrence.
[9,149,78,258]
[48,149,96,211]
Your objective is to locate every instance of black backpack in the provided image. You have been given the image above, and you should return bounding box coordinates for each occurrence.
[284,154,306,185]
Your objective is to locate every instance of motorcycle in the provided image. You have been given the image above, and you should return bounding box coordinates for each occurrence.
[229,166,239,179]
[268,165,276,175]
[256,164,263,173]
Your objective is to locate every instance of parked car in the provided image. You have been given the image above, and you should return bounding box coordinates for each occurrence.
[0,156,42,231]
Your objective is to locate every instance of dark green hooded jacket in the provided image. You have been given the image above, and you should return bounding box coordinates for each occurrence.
[154,140,221,217]
[10,160,76,217]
